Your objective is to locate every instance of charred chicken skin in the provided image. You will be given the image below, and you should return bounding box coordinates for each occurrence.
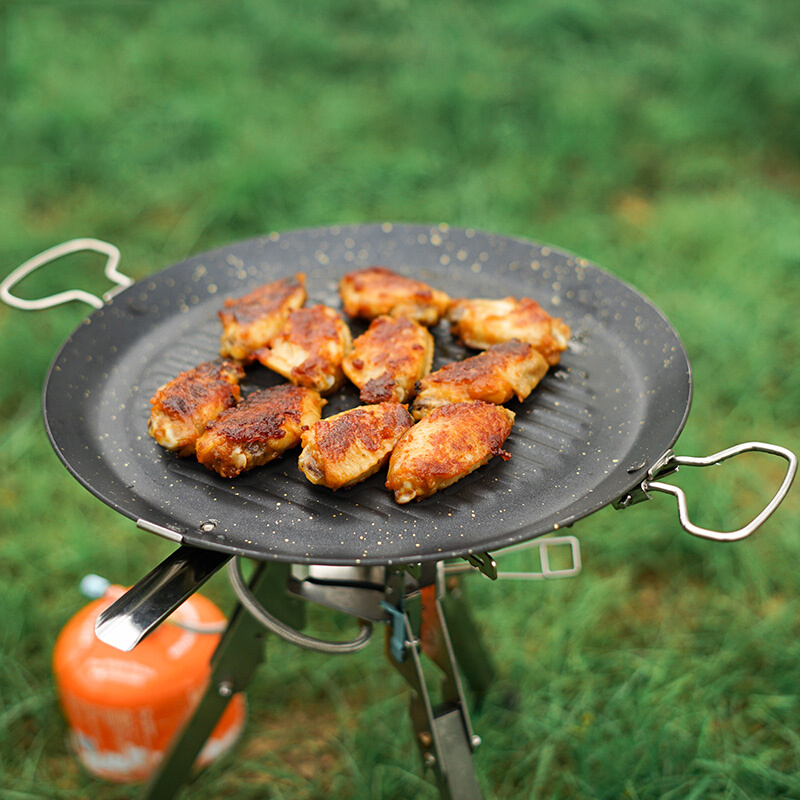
[448,296,570,365]
[343,316,434,404]
[298,402,414,490]
[148,360,244,456]
[195,385,324,478]
[339,266,450,326]
[386,401,515,504]
[256,305,352,395]
[412,340,548,420]
[219,274,306,362]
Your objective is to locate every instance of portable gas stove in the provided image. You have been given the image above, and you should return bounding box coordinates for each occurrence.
[3,225,795,799]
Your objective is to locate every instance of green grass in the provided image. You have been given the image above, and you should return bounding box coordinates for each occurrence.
[1,0,799,797]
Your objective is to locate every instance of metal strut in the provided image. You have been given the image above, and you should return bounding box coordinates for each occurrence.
[384,569,485,800]
[140,562,304,800]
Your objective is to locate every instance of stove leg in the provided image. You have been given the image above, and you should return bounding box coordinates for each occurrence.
[141,561,304,800]
[439,578,495,704]
[386,584,484,800]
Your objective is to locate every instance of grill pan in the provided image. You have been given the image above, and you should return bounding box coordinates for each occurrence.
[26,223,697,566]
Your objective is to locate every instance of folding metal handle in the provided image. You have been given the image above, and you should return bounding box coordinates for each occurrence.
[1,238,133,311]
[643,442,797,542]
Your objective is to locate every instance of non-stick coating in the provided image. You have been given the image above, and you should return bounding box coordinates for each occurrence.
[43,224,691,566]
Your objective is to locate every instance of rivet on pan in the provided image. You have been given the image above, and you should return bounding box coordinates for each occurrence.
[627,460,647,473]
[201,521,216,532]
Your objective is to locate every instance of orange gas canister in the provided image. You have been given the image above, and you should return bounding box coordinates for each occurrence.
[52,582,247,783]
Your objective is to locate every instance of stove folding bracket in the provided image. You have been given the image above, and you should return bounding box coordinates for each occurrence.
[140,561,302,800]
[462,552,498,580]
[386,582,484,800]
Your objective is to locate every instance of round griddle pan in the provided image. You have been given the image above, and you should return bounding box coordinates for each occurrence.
[40,224,692,566]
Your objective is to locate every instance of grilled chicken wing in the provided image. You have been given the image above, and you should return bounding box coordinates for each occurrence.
[148,360,244,456]
[339,266,450,325]
[219,274,306,362]
[386,402,515,503]
[448,296,570,365]
[195,385,324,478]
[412,340,548,420]
[343,316,434,404]
[255,305,352,395]
[298,403,414,490]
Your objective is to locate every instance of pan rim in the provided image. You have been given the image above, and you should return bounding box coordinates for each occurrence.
[42,222,693,564]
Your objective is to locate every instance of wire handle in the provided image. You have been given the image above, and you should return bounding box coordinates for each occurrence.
[1,238,133,311]
[644,442,797,542]
[443,535,582,580]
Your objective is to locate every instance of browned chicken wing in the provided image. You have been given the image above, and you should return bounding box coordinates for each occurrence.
[339,266,449,325]
[219,274,306,362]
[343,316,434,404]
[148,360,244,456]
[195,385,324,478]
[412,340,548,420]
[298,403,414,490]
[448,296,570,365]
[255,305,352,395]
[386,402,515,503]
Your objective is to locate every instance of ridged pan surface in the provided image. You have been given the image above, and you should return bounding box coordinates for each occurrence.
[43,224,691,565]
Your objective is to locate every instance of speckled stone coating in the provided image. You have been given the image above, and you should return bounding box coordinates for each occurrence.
[43,223,691,566]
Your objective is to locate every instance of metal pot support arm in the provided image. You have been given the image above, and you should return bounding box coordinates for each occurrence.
[615,442,797,542]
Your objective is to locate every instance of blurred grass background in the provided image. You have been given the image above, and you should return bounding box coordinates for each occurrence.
[1,0,799,797]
